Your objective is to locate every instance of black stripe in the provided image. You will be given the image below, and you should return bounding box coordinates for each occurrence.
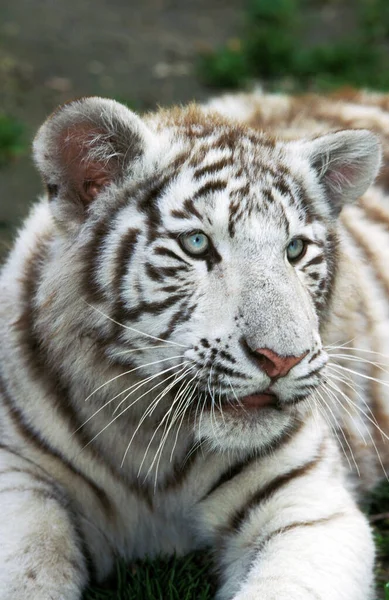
[202,454,259,500]
[82,219,111,302]
[303,254,324,269]
[159,297,197,340]
[193,158,233,180]
[0,372,114,520]
[113,228,140,294]
[202,420,305,502]
[193,180,227,200]
[153,246,190,264]
[257,512,345,551]
[115,292,187,323]
[227,442,325,532]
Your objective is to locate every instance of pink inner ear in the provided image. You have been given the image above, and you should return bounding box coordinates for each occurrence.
[81,167,113,203]
[60,124,117,204]
[326,161,359,190]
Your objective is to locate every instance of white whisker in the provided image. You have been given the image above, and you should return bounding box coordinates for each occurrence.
[85,302,187,348]
[120,366,194,468]
[84,355,184,401]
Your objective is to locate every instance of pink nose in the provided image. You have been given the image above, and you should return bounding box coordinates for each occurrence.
[254,347,307,379]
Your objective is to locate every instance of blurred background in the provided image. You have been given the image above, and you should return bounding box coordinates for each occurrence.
[1,0,389,258]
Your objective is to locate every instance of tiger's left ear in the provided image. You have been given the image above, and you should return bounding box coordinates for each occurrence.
[33,97,156,228]
[295,129,382,215]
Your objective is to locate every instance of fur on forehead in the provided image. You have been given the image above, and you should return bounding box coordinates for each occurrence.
[32,97,381,233]
[150,107,381,215]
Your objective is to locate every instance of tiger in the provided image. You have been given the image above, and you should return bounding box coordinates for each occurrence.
[1,88,389,600]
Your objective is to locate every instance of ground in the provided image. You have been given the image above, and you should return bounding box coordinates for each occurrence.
[0,0,244,256]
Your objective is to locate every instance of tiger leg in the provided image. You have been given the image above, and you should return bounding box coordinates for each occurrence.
[210,440,374,600]
[0,448,88,600]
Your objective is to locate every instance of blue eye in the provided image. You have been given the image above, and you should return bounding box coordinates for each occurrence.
[180,232,210,256]
[286,238,306,262]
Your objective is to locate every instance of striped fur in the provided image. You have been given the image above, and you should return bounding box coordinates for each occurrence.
[0,90,388,599]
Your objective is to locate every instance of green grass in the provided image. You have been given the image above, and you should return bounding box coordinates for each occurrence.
[198,0,389,91]
[83,552,215,600]
[0,113,26,167]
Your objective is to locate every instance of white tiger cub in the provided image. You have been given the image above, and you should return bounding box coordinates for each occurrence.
[1,89,389,600]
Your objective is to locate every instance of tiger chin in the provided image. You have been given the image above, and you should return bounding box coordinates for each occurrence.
[1,89,389,599]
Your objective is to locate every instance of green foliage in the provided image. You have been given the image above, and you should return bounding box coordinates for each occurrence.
[0,114,25,167]
[198,45,251,90]
[385,583,389,600]
[244,0,299,78]
[83,552,215,600]
[198,0,389,91]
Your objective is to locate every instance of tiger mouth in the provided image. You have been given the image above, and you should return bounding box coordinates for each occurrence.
[202,391,281,411]
[237,392,278,408]
[218,390,310,411]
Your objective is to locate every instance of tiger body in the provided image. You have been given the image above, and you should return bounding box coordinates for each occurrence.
[0,90,389,599]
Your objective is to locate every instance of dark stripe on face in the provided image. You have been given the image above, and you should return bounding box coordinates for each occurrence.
[303,254,324,269]
[12,241,103,452]
[183,198,204,221]
[149,264,190,280]
[117,292,187,323]
[297,186,323,225]
[137,173,173,243]
[317,228,338,326]
[81,220,111,303]
[145,262,164,282]
[193,158,233,180]
[193,180,227,200]
[157,285,181,294]
[153,246,191,265]
[159,297,198,340]
[113,228,140,294]
[273,175,293,200]
[218,350,236,364]
[308,271,320,281]
[276,201,290,237]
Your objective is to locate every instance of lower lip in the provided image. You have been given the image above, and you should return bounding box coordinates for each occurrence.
[236,393,278,409]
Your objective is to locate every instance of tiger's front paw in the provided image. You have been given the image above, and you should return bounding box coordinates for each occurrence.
[231,581,320,600]
[0,568,84,600]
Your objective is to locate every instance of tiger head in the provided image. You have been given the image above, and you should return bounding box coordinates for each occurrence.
[33,98,381,452]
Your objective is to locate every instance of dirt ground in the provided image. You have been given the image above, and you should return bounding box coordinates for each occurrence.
[0,0,244,254]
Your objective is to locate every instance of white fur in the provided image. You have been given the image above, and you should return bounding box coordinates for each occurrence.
[0,92,387,599]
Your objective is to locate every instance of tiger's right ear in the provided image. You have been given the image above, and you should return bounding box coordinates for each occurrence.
[33,97,155,227]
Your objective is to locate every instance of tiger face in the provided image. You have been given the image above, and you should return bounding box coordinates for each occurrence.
[33,98,381,452]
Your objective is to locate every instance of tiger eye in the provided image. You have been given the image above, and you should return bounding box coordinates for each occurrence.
[286,238,306,262]
[179,232,210,256]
